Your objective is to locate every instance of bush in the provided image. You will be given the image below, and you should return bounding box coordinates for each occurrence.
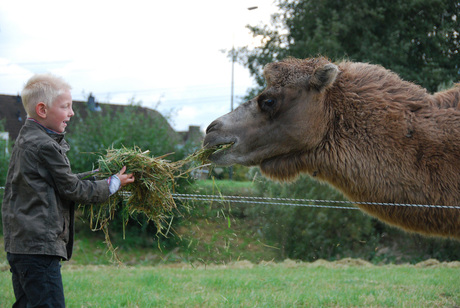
[248,169,378,261]
[0,120,11,233]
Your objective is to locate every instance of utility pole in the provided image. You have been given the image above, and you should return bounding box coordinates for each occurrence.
[229,6,259,181]
[229,45,235,180]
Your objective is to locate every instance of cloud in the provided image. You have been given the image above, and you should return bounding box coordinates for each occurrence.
[0,0,278,131]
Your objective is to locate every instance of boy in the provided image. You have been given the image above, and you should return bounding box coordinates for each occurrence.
[2,73,135,307]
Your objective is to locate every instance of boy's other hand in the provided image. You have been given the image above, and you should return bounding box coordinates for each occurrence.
[117,166,135,187]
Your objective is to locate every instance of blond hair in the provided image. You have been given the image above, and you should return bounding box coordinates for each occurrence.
[21,73,72,117]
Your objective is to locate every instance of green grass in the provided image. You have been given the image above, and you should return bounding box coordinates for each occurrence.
[185,179,257,196]
[1,261,458,307]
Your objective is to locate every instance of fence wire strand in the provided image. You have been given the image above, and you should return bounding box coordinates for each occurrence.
[1,187,459,210]
[172,194,358,210]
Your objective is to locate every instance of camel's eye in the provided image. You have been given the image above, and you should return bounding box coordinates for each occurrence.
[259,98,277,112]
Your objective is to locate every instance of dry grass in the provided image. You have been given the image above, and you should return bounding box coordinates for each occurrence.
[90,147,179,232]
[81,144,232,262]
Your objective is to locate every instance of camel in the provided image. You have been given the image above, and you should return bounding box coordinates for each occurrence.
[203,57,460,239]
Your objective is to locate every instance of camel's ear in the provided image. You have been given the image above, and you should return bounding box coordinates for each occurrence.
[309,63,339,92]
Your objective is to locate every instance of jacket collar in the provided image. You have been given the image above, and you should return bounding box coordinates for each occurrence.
[26,118,66,143]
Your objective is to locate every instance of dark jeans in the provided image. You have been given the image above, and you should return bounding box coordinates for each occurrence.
[7,253,65,308]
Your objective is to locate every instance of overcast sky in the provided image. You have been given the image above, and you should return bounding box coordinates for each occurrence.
[0,0,279,131]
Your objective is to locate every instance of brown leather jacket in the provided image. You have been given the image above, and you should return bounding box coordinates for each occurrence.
[2,119,110,260]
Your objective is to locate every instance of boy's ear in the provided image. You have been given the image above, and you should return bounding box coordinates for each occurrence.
[35,102,47,119]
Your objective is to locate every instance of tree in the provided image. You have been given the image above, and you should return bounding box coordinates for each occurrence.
[66,101,182,173]
[238,0,459,93]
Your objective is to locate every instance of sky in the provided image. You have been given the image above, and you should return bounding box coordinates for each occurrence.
[0,0,279,132]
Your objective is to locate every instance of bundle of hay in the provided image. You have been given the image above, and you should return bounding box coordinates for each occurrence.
[83,144,232,262]
[88,146,181,236]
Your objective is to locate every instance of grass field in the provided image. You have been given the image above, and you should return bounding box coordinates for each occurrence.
[1,180,459,306]
[1,259,459,307]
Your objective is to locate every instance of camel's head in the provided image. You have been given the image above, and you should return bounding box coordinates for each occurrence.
[203,57,339,178]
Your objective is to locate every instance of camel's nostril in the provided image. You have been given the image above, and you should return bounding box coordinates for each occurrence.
[206,120,221,134]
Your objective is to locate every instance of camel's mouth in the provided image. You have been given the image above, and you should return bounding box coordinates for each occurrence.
[210,143,234,153]
[203,133,238,151]
[201,139,237,165]
[205,143,234,159]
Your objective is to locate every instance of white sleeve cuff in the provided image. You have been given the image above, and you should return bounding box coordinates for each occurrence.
[108,175,121,195]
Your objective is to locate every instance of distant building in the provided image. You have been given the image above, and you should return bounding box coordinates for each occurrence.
[178,125,204,146]
[87,93,102,112]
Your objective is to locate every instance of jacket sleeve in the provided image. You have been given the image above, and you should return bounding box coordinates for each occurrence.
[37,140,110,203]
[76,171,97,181]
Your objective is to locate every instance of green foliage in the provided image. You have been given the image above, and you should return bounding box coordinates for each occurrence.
[209,165,251,181]
[249,169,379,261]
[66,102,181,173]
[0,120,10,233]
[0,120,10,188]
[238,0,459,93]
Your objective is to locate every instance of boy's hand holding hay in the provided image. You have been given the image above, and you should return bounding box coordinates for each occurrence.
[115,166,135,187]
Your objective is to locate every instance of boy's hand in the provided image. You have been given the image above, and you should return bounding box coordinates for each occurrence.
[117,166,135,187]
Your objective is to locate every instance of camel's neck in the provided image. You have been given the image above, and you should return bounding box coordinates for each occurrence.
[308,139,389,203]
[307,79,458,205]
[305,77,420,203]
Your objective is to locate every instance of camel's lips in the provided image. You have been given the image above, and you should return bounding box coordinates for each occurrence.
[205,143,234,158]
[204,142,234,149]
[203,134,238,150]
[201,142,234,165]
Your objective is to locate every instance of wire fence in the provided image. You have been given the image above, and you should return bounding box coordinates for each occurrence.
[171,193,460,210]
[172,193,359,210]
[1,187,459,210]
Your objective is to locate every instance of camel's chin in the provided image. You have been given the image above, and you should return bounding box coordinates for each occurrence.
[208,149,259,167]
[207,153,234,166]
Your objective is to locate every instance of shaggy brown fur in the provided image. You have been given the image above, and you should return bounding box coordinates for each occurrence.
[203,57,460,239]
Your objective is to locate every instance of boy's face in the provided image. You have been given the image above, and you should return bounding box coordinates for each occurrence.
[41,90,74,133]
